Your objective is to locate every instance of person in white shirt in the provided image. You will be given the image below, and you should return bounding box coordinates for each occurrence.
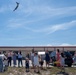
[34,52,40,73]
[0,54,7,60]
[60,53,65,72]
[0,52,8,69]
[60,53,65,67]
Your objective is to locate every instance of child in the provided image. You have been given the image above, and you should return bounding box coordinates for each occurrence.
[25,57,29,72]
[34,52,40,73]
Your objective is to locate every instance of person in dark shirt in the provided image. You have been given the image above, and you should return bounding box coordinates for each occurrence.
[25,58,29,72]
[45,50,50,67]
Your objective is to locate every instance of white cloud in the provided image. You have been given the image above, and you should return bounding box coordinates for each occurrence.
[46,44,52,46]
[59,43,76,46]
[19,2,76,18]
[7,18,40,29]
[47,20,76,34]
[25,20,76,34]
[46,43,76,46]
[7,18,76,34]
[6,0,76,29]
[29,43,76,46]
[5,0,76,33]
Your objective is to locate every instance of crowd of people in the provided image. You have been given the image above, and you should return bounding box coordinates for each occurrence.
[0,49,76,73]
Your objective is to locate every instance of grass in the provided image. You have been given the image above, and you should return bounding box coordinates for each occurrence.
[0,67,76,75]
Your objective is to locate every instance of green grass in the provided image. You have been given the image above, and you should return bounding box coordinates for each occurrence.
[0,67,76,75]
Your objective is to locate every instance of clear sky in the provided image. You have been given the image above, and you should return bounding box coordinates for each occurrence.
[0,0,76,46]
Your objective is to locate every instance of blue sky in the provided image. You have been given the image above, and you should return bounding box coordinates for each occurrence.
[0,0,76,46]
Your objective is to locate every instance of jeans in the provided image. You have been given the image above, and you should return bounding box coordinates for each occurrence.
[18,58,23,67]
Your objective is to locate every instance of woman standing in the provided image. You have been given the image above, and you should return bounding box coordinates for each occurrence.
[34,52,40,73]
[56,49,61,67]
[18,51,23,67]
[12,52,17,67]
[45,50,50,67]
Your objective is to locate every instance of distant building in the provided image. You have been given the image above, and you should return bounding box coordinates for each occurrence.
[0,46,76,58]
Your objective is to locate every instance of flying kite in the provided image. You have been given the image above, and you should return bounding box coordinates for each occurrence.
[13,2,19,11]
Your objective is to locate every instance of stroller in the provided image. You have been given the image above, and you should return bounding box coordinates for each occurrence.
[0,54,8,72]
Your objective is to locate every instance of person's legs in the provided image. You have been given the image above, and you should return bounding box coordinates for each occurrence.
[41,61,43,69]
[21,59,23,67]
[13,60,16,67]
[18,59,20,67]
[34,66,36,72]
[26,64,29,72]
[15,60,16,66]
[46,61,49,67]
[36,66,40,73]
[8,57,10,66]
[10,57,12,66]
[47,61,49,67]
[8,60,9,66]
[10,59,11,66]
[46,61,47,67]
[8,57,12,66]
[32,59,34,68]
[13,60,15,67]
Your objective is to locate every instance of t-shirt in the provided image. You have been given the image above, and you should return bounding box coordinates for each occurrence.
[0,54,7,60]
[18,54,22,59]
[34,55,39,66]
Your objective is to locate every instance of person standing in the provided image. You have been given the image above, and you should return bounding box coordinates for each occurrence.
[12,52,17,67]
[18,51,23,67]
[50,50,56,63]
[56,49,61,67]
[7,51,12,66]
[34,52,40,73]
[60,53,65,67]
[25,57,29,72]
[60,53,65,72]
[31,49,34,68]
[45,50,50,67]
